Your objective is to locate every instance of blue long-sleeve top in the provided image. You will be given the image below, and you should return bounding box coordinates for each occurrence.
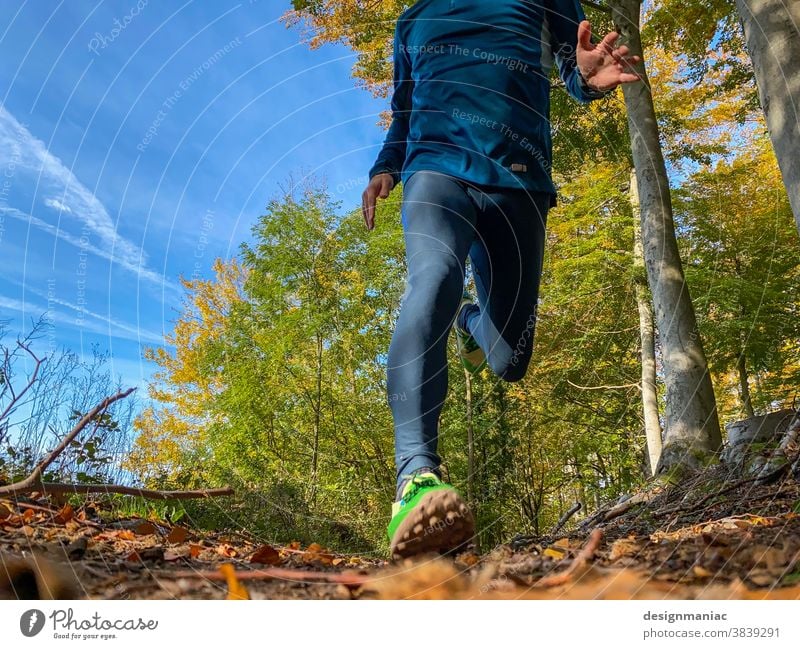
[368,0,610,207]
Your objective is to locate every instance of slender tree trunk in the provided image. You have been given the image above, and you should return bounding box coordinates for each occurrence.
[310,333,323,505]
[735,0,800,233]
[630,169,663,475]
[738,351,755,417]
[610,0,722,474]
[465,369,475,504]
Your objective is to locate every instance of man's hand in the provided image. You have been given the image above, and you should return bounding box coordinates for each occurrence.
[576,21,642,92]
[362,173,395,231]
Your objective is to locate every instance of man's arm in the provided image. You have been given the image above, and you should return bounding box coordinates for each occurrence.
[367,20,414,186]
[545,0,610,104]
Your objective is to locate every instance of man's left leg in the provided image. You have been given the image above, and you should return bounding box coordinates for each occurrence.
[458,186,550,381]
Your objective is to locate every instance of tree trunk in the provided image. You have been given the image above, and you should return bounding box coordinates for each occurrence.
[310,333,323,505]
[735,0,800,233]
[610,0,722,473]
[630,168,663,475]
[465,369,475,504]
[738,351,755,418]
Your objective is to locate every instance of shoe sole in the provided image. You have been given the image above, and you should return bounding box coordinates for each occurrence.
[390,489,475,560]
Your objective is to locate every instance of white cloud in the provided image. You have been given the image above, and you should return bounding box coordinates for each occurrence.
[0,292,165,346]
[0,105,178,292]
[43,197,72,213]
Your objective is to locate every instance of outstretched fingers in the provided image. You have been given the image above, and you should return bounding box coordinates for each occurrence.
[599,31,620,55]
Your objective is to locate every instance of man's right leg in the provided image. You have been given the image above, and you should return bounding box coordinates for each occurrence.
[386,170,477,557]
[388,170,478,488]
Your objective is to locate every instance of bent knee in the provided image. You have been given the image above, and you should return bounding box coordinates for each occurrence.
[497,362,529,383]
[492,353,531,383]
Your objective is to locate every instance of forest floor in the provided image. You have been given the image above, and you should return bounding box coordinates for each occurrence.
[2,465,800,600]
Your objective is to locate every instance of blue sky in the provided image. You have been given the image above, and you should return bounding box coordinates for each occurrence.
[0,1,387,393]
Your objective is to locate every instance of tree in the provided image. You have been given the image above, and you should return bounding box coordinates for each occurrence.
[674,135,800,420]
[734,0,800,233]
[609,0,722,474]
[629,169,662,474]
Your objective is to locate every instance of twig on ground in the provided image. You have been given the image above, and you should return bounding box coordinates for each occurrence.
[550,502,582,536]
[534,528,603,588]
[154,566,371,586]
[580,487,664,530]
[33,484,234,499]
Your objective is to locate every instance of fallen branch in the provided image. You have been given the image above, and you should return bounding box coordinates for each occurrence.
[0,388,135,497]
[550,502,582,536]
[580,487,664,530]
[154,566,371,587]
[0,387,230,501]
[33,484,235,500]
[534,528,603,588]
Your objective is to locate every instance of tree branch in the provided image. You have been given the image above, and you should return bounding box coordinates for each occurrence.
[0,388,134,495]
[28,483,235,499]
[0,341,45,423]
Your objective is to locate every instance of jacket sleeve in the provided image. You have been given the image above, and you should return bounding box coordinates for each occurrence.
[368,20,413,186]
[544,0,610,104]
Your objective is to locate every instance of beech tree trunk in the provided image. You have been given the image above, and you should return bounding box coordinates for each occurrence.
[735,0,800,233]
[738,352,755,418]
[630,169,663,475]
[610,0,722,473]
[465,370,475,503]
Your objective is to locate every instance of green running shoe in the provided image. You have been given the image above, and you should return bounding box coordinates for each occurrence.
[387,471,475,559]
[455,294,487,375]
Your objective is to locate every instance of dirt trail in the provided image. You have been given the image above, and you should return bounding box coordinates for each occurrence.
[2,469,800,600]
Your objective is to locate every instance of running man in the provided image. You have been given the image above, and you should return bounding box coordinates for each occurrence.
[361,0,641,558]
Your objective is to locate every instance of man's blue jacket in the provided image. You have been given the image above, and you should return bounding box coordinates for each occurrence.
[367,0,609,207]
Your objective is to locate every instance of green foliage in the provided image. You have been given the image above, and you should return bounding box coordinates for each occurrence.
[129,2,800,552]
[675,134,800,418]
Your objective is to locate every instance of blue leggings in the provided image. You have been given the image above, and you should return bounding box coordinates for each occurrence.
[388,169,550,489]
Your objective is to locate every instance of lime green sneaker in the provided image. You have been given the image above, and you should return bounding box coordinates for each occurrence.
[455,294,486,375]
[387,471,475,559]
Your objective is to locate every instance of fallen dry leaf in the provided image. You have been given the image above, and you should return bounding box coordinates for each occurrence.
[456,552,480,567]
[543,547,566,560]
[250,544,282,565]
[217,544,237,558]
[189,544,203,558]
[54,503,74,525]
[608,538,643,562]
[302,543,334,565]
[693,565,714,578]
[134,521,157,536]
[220,563,250,600]
[167,526,190,544]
